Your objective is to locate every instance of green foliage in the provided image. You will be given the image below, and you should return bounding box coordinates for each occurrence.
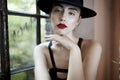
[8,0,35,6]
[8,0,36,13]
[11,72,27,80]
[7,0,47,80]
[8,16,36,69]
[8,0,24,5]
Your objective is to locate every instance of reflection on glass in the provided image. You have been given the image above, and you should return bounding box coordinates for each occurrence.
[41,18,48,42]
[40,18,52,42]
[45,19,52,35]
[7,0,36,14]
[8,15,36,69]
[11,70,34,80]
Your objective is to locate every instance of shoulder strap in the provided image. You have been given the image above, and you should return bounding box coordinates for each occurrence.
[48,41,57,69]
[56,68,68,73]
[77,38,83,49]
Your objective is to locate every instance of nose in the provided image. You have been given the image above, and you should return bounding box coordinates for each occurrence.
[60,12,66,22]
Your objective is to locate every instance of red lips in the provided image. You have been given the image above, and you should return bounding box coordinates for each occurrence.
[57,24,67,29]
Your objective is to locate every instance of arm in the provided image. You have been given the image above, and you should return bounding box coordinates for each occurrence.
[82,40,102,80]
[67,44,85,80]
[45,34,85,80]
[33,44,51,80]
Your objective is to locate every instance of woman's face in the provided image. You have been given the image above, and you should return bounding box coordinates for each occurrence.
[50,3,81,35]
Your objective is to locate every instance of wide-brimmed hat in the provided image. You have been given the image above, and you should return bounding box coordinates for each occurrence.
[37,0,97,18]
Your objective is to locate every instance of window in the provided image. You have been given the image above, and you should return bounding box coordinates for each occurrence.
[0,0,50,80]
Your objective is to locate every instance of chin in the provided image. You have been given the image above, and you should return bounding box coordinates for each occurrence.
[57,32,66,35]
[53,31,65,35]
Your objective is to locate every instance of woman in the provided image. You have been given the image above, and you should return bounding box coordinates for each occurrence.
[34,0,102,80]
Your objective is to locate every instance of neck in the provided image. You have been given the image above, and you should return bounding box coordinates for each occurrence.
[66,32,79,44]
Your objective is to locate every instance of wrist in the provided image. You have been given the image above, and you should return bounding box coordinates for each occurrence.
[69,44,80,52]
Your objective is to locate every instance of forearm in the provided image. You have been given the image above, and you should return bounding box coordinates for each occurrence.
[67,45,85,80]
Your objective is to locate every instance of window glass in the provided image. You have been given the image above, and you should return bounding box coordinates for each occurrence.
[8,15,36,69]
[40,18,52,42]
[40,11,48,16]
[11,69,34,80]
[7,0,36,14]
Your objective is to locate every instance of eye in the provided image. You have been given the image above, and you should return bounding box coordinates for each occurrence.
[55,9,61,13]
[68,12,75,16]
[53,7,63,14]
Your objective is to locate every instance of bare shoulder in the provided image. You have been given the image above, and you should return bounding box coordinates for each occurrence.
[33,41,51,67]
[82,39,102,50]
[35,41,50,50]
[81,39,102,57]
[34,41,50,55]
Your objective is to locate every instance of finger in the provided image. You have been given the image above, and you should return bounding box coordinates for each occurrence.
[44,35,53,38]
[44,35,54,41]
[45,34,65,42]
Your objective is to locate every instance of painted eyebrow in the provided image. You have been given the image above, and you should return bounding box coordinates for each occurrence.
[68,8,79,12]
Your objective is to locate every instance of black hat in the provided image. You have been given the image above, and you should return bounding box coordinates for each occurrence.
[37,0,97,18]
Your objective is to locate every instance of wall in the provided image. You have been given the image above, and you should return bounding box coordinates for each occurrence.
[77,0,119,80]
[77,0,95,39]
[111,0,120,80]
[94,0,113,80]
[94,0,120,80]
[77,0,112,79]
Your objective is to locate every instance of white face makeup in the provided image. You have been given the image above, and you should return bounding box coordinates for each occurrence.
[50,3,81,35]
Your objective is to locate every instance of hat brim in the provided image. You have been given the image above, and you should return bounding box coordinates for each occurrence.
[37,0,97,18]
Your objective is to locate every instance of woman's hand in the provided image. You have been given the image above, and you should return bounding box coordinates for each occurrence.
[45,34,76,50]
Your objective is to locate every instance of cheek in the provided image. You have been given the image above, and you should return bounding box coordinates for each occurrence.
[50,15,59,24]
[50,17,56,27]
[68,19,79,27]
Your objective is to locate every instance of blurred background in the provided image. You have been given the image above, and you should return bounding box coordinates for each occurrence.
[0,0,119,80]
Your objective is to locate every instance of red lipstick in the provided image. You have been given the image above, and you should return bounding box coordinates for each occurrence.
[57,24,67,29]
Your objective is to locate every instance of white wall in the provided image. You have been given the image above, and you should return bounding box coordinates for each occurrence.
[77,0,95,39]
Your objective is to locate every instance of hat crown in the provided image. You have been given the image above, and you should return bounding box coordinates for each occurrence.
[37,0,97,18]
[56,0,83,6]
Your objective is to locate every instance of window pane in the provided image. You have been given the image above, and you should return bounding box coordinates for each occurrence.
[7,0,36,14]
[8,15,36,69]
[11,69,34,80]
[41,18,46,42]
[40,18,52,42]
[40,11,48,16]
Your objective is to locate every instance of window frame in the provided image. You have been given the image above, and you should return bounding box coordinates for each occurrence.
[0,0,49,80]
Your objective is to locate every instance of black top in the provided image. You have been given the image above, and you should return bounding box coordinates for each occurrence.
[48,38,83,80]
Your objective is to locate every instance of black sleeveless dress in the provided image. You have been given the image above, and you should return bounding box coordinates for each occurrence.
[48,38,83,80]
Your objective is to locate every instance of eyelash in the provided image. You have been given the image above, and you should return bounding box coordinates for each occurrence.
[69,12,75,16]
[53,8,76,16]
[54,8,62,13]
